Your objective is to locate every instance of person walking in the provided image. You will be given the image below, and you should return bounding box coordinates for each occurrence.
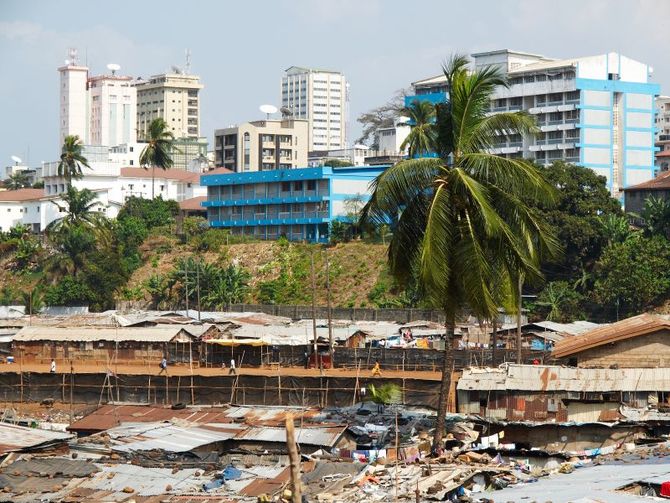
[229,358,236,375]
[50,359,56,373]
[158,356,168,375]
[371,360,382,377]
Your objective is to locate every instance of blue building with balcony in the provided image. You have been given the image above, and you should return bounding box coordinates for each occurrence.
[405,50,660,197]
[201,165,388,242]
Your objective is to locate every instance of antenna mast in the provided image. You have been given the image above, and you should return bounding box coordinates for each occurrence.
[185,49,192,74]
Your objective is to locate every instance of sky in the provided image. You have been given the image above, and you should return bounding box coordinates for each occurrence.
[1,0,669,168]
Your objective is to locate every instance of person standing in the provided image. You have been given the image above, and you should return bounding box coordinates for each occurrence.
[159,357,167,375]
[371,360,382,377]
[50,359,56,373]
[229,358,236,375]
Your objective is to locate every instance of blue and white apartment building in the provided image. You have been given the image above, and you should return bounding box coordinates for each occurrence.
[409,50,660,197]
[201,165,387,242]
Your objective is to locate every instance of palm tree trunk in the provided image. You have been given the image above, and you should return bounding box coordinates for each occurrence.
[152,165,155,199]
[432,315,455,455]
[516,275,523,364]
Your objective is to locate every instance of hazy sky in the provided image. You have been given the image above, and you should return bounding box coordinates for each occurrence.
[1,0,668,167]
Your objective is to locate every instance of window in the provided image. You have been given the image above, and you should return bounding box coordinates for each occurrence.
[307,180,316,191]
[281,182,291,192]
[294,181,303,191]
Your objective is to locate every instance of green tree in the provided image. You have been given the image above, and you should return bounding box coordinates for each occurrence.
[399,99,436,157]
[362,55,558,452]
[593,236,670,319]
[22,286,44,315]
[46,224,96,278]
[117,196,179,229]
[58,135,90,182]
[44,275,95,307]
[367,383,402,411]
[536,161,622,283]
[144,274,171,309]
[639,195,670,237]
[139,118,176,199]
[4,171,31,190]
[534,281,585,322]
[13,236,41,271]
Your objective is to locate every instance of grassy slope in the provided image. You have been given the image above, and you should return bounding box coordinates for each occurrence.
[126,236,392,307]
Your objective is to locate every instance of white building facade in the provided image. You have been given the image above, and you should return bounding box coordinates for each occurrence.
[58,49,137,147]
[281,66,347,152]
[409,50,660,197]
[134,73,203,140]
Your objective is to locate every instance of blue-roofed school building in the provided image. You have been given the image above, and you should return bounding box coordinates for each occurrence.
[201,165,388,243]
[406,50,660,198]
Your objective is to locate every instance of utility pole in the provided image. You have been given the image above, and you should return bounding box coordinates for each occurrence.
[310,250,318,365]
[196,261,201,322]
[184,262,189,314]
[325,247,334,368]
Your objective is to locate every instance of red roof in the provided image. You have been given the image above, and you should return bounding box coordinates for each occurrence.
[0,189,48,202]
[656,150,670,158]
[179,196,206,211]
[205,167,234,175]
[624,171,670,191]
[120,167,200,183]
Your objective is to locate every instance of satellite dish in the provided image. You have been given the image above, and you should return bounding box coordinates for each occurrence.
[260,104,278,119]
[280,106,293,117]
[107,63,121,75]
[64,59,70,65]
[10,156,22,164]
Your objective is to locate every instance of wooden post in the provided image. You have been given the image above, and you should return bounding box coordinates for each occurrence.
[325,247,334,368]
[190,375,195,405]
[176,376,181,403]
[310,251,318,363]
[285,413,302,503]
[147,376,151,404]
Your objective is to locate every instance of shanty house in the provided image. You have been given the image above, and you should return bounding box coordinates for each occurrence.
[552,314,670,368]
[12,326,199,366]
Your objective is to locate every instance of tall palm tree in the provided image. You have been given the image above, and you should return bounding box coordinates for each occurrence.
[4,171,31,190]
[399,100,436,158]
[361,55,559,453]
[58,135,90,183]
[140,118,176,199]
[46,186,104,234]
[640,195,670,237]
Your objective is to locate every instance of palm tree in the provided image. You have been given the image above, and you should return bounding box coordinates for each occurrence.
[399,100,436,158]
[58,135,90,183]
[4,171,31,190]
[599,213,635,245]
[361,55,559,453]
[140,118,176,199]
[46,186,104,234]
[204,264,251,309]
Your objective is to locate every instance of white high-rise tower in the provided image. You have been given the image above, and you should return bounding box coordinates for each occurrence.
[281,66,347,152]
[58,48,89,145]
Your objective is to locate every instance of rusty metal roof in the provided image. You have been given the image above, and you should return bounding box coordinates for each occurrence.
[68,404,323,433]
[0,422,72,454]
[458,364,670,392]
[233,425,347,447]
[552,313,670,358]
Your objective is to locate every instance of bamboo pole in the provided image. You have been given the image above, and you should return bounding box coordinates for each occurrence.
[285,413,302,503]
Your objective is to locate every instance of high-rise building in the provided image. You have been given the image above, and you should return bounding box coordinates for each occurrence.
[214,119,308,172]
[58,49,89,145]
[88,74,137,146]
[281,66,347,152]
[134,73,203,140]
[407,50,660,197]
[57,49,137,147]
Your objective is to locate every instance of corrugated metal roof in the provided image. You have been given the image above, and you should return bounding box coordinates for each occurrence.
[532,320,601,336]
[0,422,72,453]
[68,404,323,433]
[553,313,670,358]
[107,422,237,453]
[13,326,197,343]
[458,364,670,392]
[76,463,202,497]
[233,426,346,447]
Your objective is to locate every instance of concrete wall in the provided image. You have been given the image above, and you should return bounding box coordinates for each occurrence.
[576,330,670,368]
